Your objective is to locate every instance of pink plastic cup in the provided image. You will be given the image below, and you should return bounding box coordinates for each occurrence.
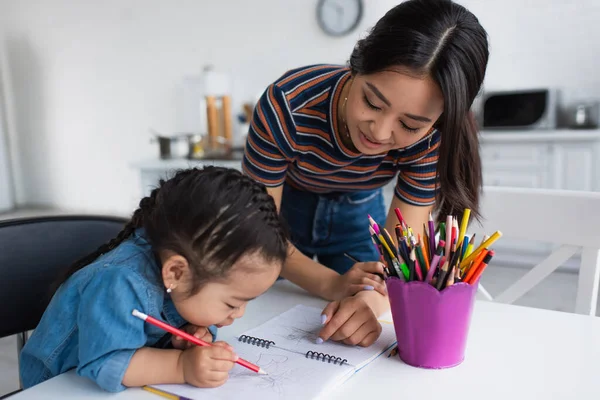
[385,277,478,369]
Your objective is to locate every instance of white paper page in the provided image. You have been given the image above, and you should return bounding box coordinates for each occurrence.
[238,305,397,368]
[152,340,354,400]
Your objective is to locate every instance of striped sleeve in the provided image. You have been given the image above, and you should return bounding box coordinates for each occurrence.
[394,132,441,206]
[242,84,296,187]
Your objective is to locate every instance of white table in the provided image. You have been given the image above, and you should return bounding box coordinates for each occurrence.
[11,280,600,399]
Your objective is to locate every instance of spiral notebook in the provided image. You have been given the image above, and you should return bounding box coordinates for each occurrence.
[150,304,397,400]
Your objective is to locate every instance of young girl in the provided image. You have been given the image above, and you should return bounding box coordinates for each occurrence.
[243,0,489,346]
[20,166,289,392]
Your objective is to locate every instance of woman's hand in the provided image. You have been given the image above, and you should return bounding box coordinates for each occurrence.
[172,324,214,350]
[317,295,383,347]
[326,262,387,300]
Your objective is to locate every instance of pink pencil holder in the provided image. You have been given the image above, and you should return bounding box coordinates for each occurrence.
[385,277,478,369]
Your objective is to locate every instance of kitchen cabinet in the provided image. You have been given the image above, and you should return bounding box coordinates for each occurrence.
[132,158,242,198]
[551,143,596,191]
[480,129,600,192]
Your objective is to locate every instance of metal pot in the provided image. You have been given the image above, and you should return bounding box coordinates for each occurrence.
[151,134,190,159]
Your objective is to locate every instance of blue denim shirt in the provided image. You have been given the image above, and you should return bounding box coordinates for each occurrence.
[20,229,216,392]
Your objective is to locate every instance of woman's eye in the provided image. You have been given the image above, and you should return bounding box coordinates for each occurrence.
[400,121,420,133]
[363,95,381,111]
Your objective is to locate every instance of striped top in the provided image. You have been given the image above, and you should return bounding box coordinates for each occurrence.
[242,64,441,206]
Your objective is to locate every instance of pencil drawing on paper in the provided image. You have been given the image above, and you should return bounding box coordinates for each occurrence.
[274,325,317,345]
[228,353,299,396]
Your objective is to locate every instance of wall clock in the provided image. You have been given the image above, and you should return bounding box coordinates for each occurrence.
[317,0,363,37]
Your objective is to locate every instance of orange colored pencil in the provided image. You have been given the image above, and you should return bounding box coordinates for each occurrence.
[463,249,489,284]
[467,250,495,284]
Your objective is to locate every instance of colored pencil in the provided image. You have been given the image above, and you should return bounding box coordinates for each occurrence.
[444,215,452,257]
[435,260,450,290]
[426,240,445,284]
[394,258,410,281]
[416,234,430,273]
[461,235,470,260]
[368,211,500,289]
[464,234,476,258]
[439,222,446,241]
[383,228,399,257]
[132,310,267,375]
[142,386,193,400]
[428,212,436,260]
[395,225,403,247]
[457,208,471,249]
[468,250,495,284]
[454,218,461,251]
[343,252,359,263]
[422,224,431,261]
[394,207,405,225]
[411,248,423,281]
[463,249,489,283]
[460,231,502,269]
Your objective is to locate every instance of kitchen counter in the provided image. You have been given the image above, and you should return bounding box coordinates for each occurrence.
[131,157,243,198]
[131,156,243,171]
[480,128,600,142]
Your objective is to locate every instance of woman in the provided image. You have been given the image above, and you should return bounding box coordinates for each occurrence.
[242,0,489,346]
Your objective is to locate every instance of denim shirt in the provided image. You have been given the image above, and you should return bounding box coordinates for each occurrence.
[20,229,216,392]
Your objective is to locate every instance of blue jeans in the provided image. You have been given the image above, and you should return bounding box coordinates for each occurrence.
[280,183,387,274]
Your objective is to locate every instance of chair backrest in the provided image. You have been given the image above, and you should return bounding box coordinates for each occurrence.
[470,186,600,316]
[472,186,600,248]
[0,215,128,338]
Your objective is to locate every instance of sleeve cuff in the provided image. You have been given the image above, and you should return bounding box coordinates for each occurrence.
[83,349,137,393]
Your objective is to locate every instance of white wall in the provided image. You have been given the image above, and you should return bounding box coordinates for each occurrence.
[0,72,14,213]
[0,0,598,216]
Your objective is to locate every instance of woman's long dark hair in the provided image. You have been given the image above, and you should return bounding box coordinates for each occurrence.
[57,166,288,295]
[349,0,489,223]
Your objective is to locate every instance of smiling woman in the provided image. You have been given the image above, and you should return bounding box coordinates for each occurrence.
[242,0,489,348]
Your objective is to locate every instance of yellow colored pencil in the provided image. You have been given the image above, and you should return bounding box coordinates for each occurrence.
[457,208,471,249]
[460,231,502,269]
[464,234,476,258]
[142,385,190,400]
[378,234,396,259]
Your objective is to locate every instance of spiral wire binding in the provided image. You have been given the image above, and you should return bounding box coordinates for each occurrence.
[305,350,347,365]
[238,335,275,348]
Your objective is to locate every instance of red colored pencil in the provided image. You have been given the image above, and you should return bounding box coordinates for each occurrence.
[394,207,405,225]
[132,309,267,375]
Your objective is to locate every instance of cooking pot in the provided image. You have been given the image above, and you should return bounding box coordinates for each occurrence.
[151,133,191,159]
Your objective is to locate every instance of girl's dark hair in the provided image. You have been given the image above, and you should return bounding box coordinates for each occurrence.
[349,0,489,223]
[58,166,288,295]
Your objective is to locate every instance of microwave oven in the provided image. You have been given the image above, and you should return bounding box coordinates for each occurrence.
[479,89,558,129]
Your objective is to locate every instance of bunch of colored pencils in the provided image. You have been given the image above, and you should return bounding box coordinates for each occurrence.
[367,208,502,290]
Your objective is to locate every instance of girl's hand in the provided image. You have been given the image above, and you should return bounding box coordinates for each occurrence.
[172,325,214,350]
[179,341,238,388]
[317,296,382,347]
[327,262,387,300]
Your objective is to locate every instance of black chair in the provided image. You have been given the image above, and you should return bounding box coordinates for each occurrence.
[0,215,128,398]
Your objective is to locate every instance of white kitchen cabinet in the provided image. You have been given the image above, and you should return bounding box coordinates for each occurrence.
[480,143,549,168]
[552,143,596,191]
[480,129,600,192]
[132,158,242,198]
[483,170,547,188]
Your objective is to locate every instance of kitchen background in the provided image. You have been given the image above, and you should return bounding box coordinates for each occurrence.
[0,0,599,216]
